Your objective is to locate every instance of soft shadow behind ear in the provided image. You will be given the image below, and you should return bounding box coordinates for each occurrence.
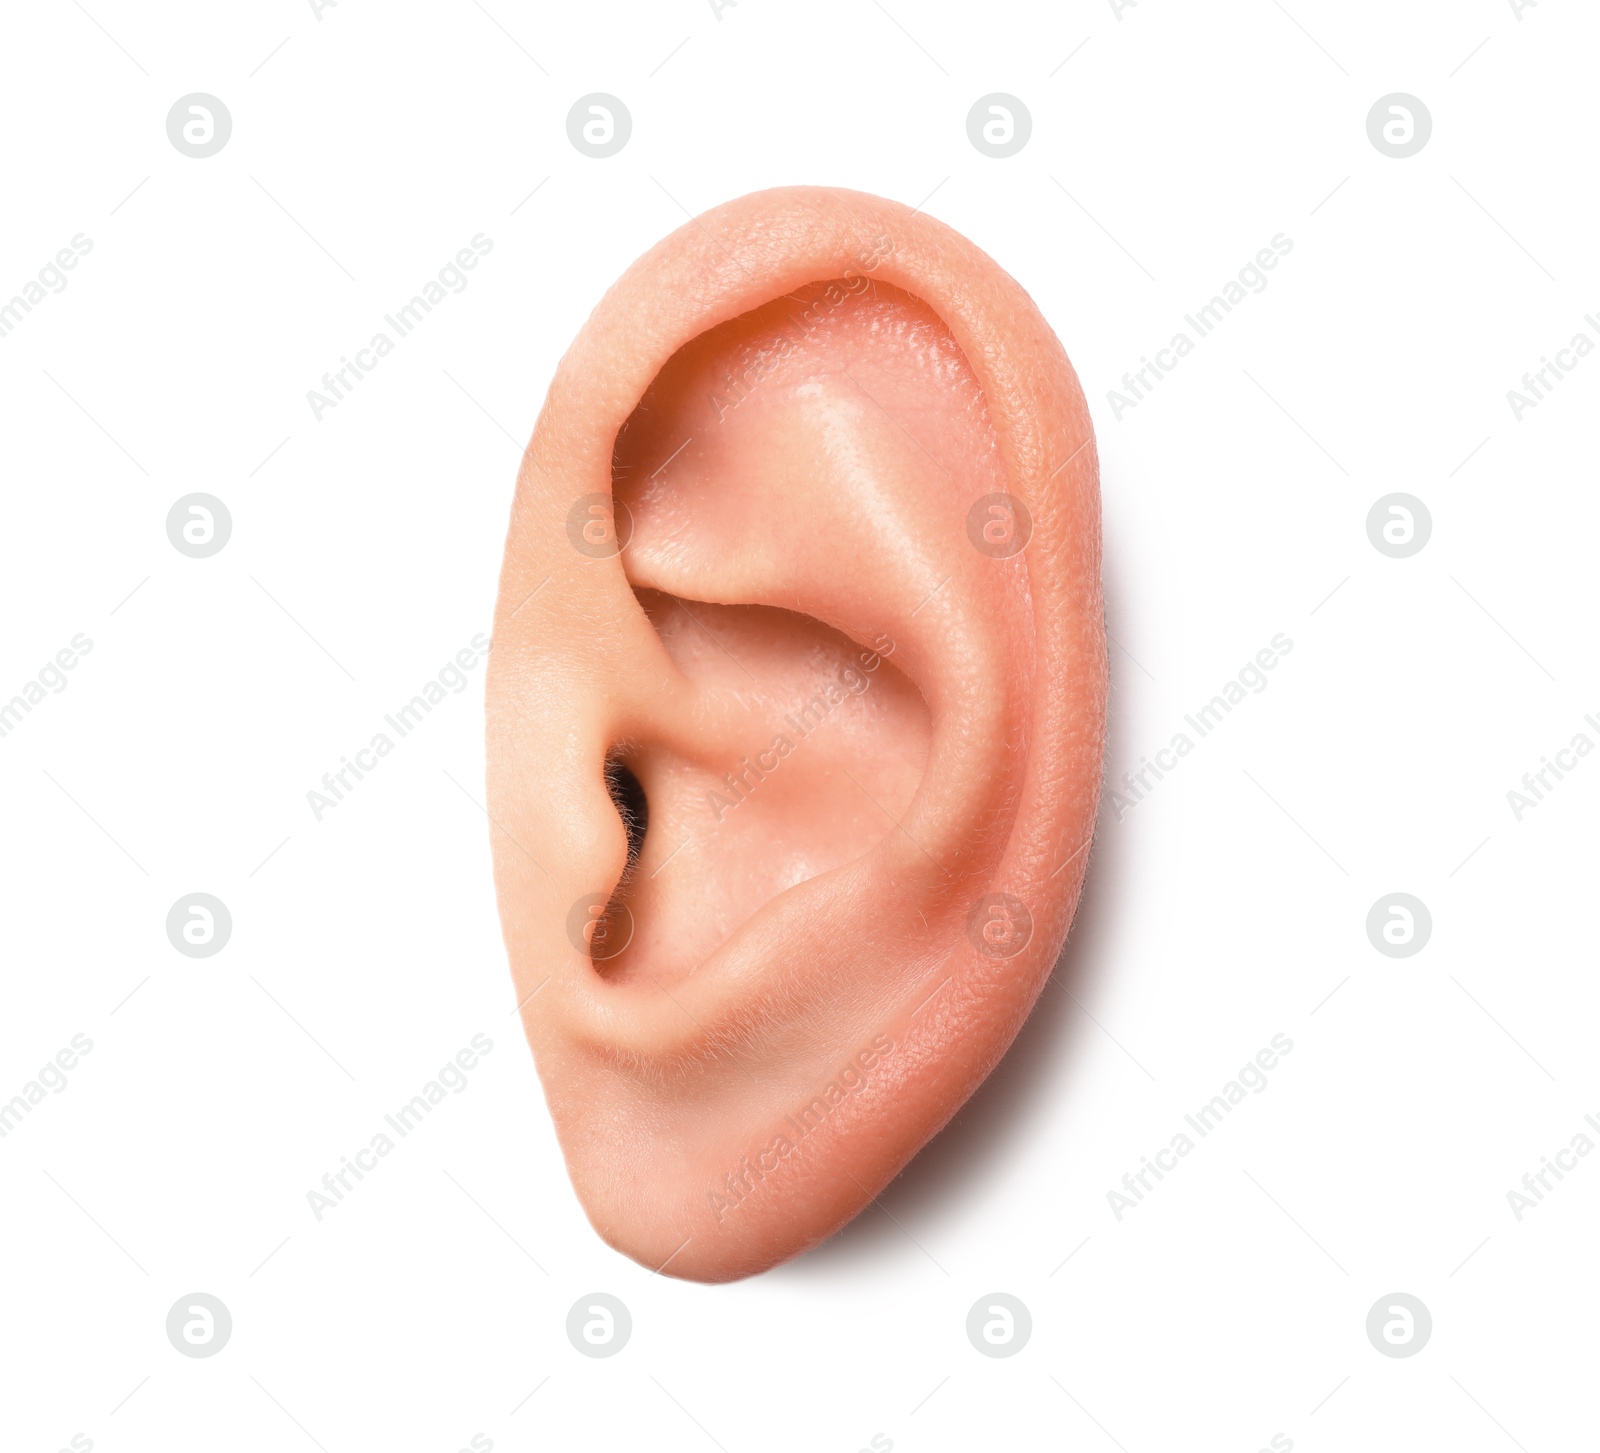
[486,185,1106,1282]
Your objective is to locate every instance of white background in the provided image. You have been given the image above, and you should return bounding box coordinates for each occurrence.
[2,1,1595,1450]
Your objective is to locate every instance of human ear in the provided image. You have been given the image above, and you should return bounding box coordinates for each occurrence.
[485,186,1105,1282]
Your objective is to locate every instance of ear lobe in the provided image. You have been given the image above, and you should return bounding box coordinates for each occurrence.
[486,186,1105,1281]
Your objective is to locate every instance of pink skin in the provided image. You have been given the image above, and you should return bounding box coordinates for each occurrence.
[487,186,1105,1282]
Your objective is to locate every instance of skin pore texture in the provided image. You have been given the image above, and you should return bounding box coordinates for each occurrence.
[486,186,1105,1282]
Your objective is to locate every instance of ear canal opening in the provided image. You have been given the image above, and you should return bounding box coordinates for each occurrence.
[605,754,649,875]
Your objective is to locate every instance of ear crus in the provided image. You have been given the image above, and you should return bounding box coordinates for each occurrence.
[486,186,1105,1281]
